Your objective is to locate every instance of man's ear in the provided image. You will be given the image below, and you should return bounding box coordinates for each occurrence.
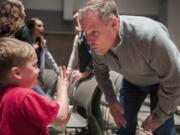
[11,67,22,80]
[111,16,118,30]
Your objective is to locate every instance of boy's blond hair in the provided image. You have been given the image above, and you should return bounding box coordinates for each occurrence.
[0,37,35,88]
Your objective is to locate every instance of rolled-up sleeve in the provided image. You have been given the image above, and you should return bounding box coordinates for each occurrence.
[92,54,117,104]
[150,27,180,124]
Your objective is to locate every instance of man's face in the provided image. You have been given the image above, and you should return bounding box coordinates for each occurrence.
[80,11,118,55]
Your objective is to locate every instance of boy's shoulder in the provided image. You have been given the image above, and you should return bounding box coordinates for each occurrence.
[6,86,33,92]
[2,86,35,100]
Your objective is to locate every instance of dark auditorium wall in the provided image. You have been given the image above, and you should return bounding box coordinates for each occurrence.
[44,33,75,66]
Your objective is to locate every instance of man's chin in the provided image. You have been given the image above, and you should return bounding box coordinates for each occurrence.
[94,51,106,56]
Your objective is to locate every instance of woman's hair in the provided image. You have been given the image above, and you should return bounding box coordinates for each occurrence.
[78,0,119,23]
[0,37,35,87]
[26,17,41,34]
[26,18,44,45]
[0,0,26,36]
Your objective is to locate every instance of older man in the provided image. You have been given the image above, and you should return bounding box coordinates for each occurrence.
[78,0,180,135]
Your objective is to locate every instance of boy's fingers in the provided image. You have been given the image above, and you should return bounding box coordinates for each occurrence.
[59,66,63,78]
[62,66,66,78]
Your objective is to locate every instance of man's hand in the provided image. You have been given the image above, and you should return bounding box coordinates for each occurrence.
[142,114,161,132]
[109,101,127,128]
[71,70,91,83]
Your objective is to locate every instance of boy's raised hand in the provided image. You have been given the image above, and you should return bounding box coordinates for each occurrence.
[58,66,70,87]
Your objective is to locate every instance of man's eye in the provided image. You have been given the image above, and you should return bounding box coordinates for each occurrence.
[89,31,97,38]
[85,31,98,39]
[92,31,97,36]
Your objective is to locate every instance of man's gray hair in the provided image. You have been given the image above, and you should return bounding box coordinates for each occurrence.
[79,0,118,23]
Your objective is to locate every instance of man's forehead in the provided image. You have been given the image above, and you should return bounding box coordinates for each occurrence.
[80,10,99,22]
[80,11,100,30]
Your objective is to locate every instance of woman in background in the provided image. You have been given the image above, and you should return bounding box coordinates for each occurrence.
[26,18,59,91]
[0,0,46,95]
[0,0,32,43]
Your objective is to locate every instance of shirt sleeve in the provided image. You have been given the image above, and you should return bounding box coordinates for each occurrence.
[150,25,180,124]
[20,92,59,127]
[44,47,59,75]
[92,53,117,104]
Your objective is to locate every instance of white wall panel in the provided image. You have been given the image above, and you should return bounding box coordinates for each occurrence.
[22,0,63,11]
[63,0,74,20]
[22,0,158,15]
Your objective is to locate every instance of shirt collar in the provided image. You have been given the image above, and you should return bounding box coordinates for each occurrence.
[111,15,124,50]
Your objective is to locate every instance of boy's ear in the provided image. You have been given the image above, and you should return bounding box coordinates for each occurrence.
[11,67,22,80]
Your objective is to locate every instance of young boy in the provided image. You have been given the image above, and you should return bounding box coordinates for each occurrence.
[0,37,70,135]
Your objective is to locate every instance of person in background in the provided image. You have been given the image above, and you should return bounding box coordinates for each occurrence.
[78,0,180,135]
[26,18,59,90]
[67,12,93,84]
[0,0,32,43]
[0,37,70,135]
[0,0,46,95]
[67,12,105,135]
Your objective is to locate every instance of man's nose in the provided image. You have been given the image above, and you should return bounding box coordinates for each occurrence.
[87,37,95,46]
[87,40,95,47]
